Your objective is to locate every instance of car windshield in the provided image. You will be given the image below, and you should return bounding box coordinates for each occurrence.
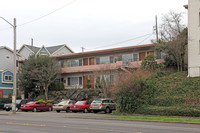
[75,101,85,105]
[26,102,34,104]
[58,101,68,104]
[92,100,102,103]
[16,100,22,104]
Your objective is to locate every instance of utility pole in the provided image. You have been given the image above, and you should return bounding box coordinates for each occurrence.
[155,15,159,43]
[0,17,17,114]
[81,47,85,52]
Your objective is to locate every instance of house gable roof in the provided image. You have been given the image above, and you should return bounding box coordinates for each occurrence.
[46,45,65,54]
[36,45,51,55]
[17,44,40,54]
[0,46,23,57]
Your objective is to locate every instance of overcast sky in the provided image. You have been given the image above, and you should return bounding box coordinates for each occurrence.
[0,0,188,53]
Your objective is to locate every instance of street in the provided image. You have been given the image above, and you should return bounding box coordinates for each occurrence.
[0,111,199,133]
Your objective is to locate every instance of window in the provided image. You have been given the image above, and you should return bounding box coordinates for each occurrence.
[118,55,122,61]
[156,51,166,59]
[4,75,12,81]
[60,61,64,67]
[133,54,139,61]
[95,56,114,65]
[122,54,133,65]
[86,101,91,105]
[67,59,82,67]
[67,77,82,86]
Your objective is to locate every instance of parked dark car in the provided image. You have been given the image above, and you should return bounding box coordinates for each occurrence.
[0,98,12,110]
[70,100,92,113]
[21,101,53,112]
[4,99,31,111]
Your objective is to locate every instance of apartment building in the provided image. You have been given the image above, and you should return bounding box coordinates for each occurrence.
[0,46,23,97]
[185,0,200,77]
[55,44,164,89]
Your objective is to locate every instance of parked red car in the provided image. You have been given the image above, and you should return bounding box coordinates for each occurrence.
[70,100,92,113]
[21,101,53,112]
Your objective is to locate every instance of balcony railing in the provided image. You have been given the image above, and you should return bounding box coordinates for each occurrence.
[61,59,165,74]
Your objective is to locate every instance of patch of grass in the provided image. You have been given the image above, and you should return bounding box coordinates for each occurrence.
[116,116,200,123]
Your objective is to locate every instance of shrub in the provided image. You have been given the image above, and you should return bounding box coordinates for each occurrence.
[136,105,200,117]
[86,79,91,89]
[38,99,53,104]
[50,82,65,91]
[8,92,12,99]
[0,98,12,103]
[114,70,153,113]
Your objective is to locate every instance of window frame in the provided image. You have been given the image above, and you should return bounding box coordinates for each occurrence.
[4,75,13,82]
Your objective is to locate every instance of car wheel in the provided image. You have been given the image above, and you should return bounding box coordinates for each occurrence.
[33,107,37,112]
[6,109,10,112]
[48,107,52,112]
[105,107,110,114]
[72,111,77,113]
[83,108,88,113]
[56,110,61,113]
[66,107,70,113]
[16,107,19,112]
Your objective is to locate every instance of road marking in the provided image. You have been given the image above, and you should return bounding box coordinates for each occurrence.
[5,122,142,133]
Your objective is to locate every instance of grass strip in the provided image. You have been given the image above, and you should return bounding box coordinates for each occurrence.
[116,116,200,123]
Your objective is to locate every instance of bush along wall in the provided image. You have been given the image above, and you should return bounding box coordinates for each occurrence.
[116,71,200,117]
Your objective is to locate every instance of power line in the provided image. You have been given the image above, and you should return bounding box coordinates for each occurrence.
[18,0,77,27]
[0,0,77,31]
[137,34,153,45]
[87,33,153,51]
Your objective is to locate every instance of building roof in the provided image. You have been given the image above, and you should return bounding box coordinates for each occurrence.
[54,43,157,59]
[46,45,66,54]
[24,44,40,53]
[0,46,22,57]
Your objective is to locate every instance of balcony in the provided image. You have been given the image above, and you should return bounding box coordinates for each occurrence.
[61,59,165,74]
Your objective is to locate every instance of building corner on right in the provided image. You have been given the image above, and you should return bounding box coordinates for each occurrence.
[186,0,200,77]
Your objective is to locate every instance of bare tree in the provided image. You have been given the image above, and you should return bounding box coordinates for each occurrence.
[156,11,187,71]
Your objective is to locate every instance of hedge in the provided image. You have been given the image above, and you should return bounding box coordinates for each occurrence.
[136,105,200,117]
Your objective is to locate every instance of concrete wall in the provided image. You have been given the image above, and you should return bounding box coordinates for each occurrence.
[188,0,200,77]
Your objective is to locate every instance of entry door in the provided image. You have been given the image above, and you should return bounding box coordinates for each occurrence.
[83,58,88,66]
[0,90,3,98]
[83,76,88,88]
[139,52,146,61]
[89,57,95,65]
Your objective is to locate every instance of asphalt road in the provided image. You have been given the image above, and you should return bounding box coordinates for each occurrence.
[0,111,200,133]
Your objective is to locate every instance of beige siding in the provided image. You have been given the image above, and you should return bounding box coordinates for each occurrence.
[19,47,34,59]
[188,0,200,77]
[52,46,73,56]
